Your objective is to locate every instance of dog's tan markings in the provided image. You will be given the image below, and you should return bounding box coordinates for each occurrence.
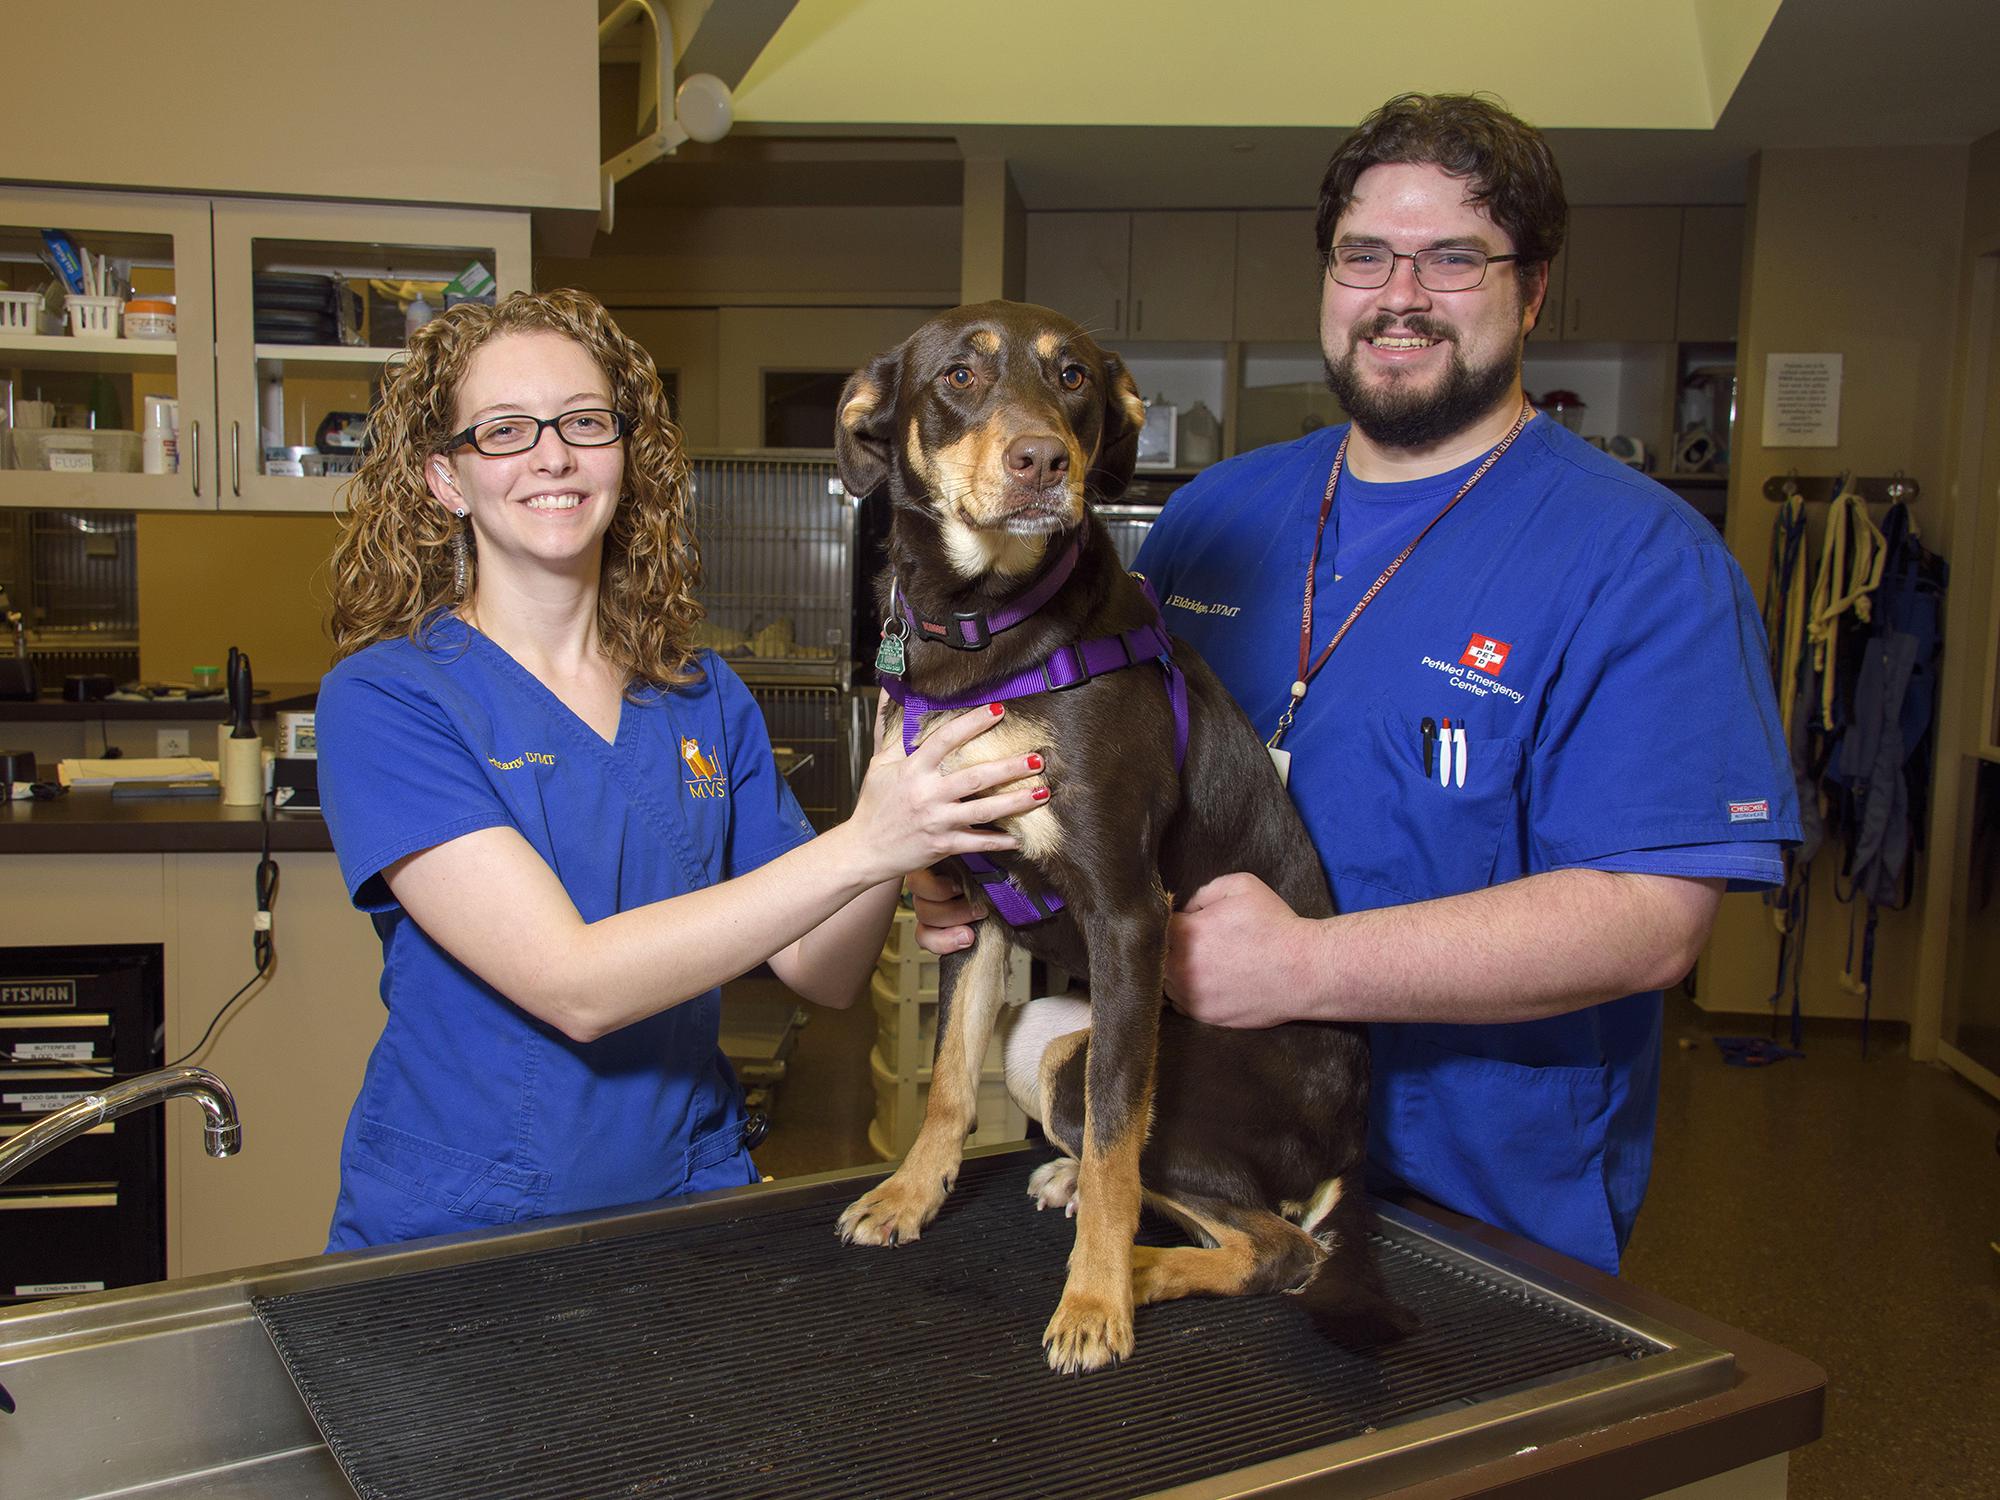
[1033,331,1059,360]
[1037,1025,1089,1137]
[1044,1117,1146,1371]
[1130,1201,1325,1306]
[1293,1174,1346,1235]
[904,416,934,490]
[969,329,999,355]
[836,923,1013,1247]
[934,710,1061,861]
[1108,365,1146,434]
[839,380,880,431]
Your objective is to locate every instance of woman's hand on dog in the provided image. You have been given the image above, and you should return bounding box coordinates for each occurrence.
[1166,873,1313,1028]
[842,702,1047,888]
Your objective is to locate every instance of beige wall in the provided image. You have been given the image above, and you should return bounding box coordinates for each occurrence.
[1,1,597,211]
[137,515,338,685]
[1700,145,1972,1023]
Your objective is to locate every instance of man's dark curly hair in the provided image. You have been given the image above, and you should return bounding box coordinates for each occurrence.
[1315,93,1568,277]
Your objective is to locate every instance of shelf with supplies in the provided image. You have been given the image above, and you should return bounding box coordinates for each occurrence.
[0,186,530,513]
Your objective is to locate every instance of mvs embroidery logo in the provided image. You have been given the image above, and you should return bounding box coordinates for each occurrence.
[680,737,729,799]
[1458,634,1512,676]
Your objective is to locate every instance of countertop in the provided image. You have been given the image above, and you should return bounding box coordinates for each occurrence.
[0,785,331,853]
[0,682,319,722]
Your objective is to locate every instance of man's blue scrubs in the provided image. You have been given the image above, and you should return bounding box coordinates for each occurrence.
[316,618,815,1250]
[1138,416,1799,1273]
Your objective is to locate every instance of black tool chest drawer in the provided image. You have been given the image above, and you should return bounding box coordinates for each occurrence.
[0,946,165,1302]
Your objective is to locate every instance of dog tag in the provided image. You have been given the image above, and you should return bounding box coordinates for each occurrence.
[874,633,907,677]
[1268,745,1291,786]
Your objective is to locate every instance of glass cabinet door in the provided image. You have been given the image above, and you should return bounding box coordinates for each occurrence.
[210,200,530,514]
[0,188,217,512]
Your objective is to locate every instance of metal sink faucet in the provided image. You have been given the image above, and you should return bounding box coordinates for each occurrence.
[0,1066,242,1187]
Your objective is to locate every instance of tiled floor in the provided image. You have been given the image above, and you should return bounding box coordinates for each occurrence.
[739,981,2000,1498]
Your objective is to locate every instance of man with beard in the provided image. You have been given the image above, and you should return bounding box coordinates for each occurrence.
[918,93,1797,1274]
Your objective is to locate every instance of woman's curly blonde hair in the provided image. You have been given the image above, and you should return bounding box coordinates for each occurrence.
[328,287,701,690]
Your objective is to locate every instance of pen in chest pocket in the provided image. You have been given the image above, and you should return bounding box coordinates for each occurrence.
[1432,717,1469,789]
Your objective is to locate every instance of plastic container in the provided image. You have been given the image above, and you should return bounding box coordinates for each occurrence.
[142,395,179,474]
[10,426,141,473]
[64,294,124,338]
[122,297,176,339]
[0,290,42,335]
[191,664,222,692]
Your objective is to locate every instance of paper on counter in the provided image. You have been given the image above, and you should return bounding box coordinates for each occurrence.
[58,757,217,787]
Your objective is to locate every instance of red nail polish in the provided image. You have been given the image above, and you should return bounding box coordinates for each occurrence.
[988,703,1004,716]
[1032,786,1050,801]
[1026,753,1044,771]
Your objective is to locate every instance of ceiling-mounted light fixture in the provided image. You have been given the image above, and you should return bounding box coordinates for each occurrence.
[599,0,735,233]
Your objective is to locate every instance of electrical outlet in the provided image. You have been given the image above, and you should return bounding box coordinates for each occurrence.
[157,729,190,758]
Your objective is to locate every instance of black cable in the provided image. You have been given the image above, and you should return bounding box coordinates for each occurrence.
[5,819,278,1079]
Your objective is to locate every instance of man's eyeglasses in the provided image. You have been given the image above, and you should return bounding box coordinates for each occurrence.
[1326,245,1523,293]
[447,408,629,457]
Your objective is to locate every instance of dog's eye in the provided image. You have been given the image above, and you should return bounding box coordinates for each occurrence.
[1059,364,1088,391]
[942,365,975,389]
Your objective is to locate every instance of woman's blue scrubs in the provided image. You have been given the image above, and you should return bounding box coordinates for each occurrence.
[315,619,815,1250]
[1137,417,1801,1273]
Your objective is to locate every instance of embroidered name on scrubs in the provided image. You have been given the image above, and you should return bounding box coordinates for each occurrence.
[680,737,729,799]
[487,750,556,770]
[1164,592,1243,619]
[1458,634,1511,674]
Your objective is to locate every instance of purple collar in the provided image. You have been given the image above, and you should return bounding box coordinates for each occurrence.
[893,537,1081,651]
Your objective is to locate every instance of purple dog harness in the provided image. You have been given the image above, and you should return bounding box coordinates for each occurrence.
[879,552,1189,926]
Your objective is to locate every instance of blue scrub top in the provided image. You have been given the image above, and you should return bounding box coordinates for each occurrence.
[1138,417,1800,1273]
[316,618,815,1250]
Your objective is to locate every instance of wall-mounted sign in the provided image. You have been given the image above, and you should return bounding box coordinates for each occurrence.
[1762,353,1842,448]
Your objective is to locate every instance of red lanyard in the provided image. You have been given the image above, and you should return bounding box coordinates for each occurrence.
[1267,402,1534,750]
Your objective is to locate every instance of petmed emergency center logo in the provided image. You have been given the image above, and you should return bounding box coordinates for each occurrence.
[1458,634,1512,676]
[680,738,729,800]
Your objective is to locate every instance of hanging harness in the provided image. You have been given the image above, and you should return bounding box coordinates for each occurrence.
[878,546,1189,927]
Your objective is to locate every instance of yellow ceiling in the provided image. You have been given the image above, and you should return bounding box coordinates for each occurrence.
[733,0,1784,130]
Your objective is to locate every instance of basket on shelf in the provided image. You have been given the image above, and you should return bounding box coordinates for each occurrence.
[0,291,42,335]
[65,294,123,337]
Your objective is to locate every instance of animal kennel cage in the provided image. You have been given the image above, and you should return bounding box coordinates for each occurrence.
[688,456,855,688]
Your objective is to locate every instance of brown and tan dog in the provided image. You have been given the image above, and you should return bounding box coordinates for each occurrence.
[833,300,1407,1372]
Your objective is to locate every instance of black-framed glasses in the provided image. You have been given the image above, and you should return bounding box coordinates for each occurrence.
[1327,245,1522,293]
[446,408,629,457]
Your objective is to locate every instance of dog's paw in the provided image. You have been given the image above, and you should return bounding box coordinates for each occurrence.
[835,1169,952,1248]
[1027,1158,1079,1217]
[1042,1288,1135,1373]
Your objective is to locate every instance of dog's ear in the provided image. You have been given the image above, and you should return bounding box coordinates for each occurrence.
[834,351,902,500]
[1087,353,1146,500]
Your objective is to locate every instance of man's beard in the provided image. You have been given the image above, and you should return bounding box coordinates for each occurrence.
[1323,316,1521,450]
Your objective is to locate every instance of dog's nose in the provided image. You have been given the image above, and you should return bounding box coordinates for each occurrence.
[1005,434,1070,489]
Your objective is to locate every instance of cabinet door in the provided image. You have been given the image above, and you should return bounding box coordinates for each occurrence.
[1676,206,1745,343]
[1233,211,1322,343]
[1127,212,1237,341]
[1025,213,1131,336]
[1526,244,1565,344]
[1561,206,1681,342]
[210,200,531,514]
[0,188,216,512]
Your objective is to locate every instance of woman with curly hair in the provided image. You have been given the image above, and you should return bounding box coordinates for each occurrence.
[316,289,1038,1250]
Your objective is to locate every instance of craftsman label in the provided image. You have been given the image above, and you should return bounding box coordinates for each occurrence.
[12,1042,93,1062]
[3,1091,90,1114]
[0,979,80,1009]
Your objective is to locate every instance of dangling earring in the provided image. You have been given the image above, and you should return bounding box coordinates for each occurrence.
[450,507,470,600]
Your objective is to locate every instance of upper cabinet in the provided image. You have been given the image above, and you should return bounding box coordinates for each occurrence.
[0,188,216,512]
[1233,211,1322,344]
[1026,211,1240,342]
[1,186,530,512]
[1556,206,1683,343]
